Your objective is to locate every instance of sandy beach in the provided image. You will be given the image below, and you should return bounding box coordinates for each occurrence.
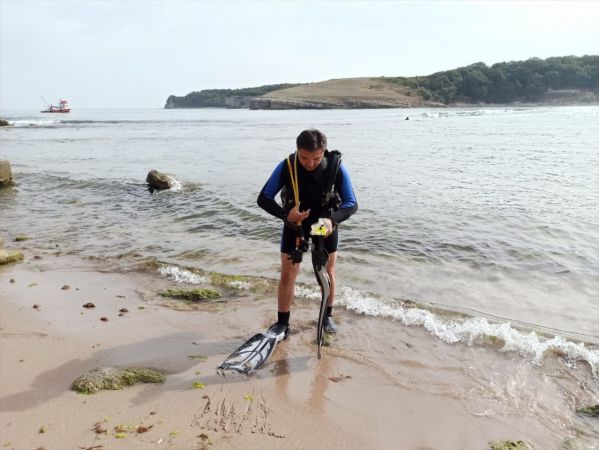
[1,252,596,450]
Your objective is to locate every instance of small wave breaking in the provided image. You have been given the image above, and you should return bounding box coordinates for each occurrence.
[332,286,599,376]
[156,263,598,375]
[158,265,208,285]
[6,119,60,128]
[293,284,598,376]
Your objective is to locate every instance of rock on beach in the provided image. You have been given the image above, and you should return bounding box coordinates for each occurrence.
[0,249,24,265]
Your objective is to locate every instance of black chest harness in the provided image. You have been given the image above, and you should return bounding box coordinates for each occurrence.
[282,150,342,264]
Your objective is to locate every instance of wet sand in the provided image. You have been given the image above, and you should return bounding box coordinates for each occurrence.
[1,255,596,449]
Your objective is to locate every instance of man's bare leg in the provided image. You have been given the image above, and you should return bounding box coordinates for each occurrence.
[278,253,301,313]
[324,251,338,333]
[326,251,337,306]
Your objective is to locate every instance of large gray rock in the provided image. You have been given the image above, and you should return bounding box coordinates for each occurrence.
[146,169,174,191]
[0,160,13,187]
[0,119,9,127]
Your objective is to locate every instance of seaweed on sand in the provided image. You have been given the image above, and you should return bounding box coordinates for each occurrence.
[72,367,165,394]
[159,288,221,301]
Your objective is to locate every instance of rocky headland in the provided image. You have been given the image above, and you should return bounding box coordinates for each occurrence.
[165,55,599,110]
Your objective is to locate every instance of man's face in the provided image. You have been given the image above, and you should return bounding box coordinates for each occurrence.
[297,148,325,172]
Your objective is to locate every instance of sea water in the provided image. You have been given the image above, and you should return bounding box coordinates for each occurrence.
[1,106,598,370]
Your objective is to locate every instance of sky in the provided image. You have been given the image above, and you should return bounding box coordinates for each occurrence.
[1,0,598,109]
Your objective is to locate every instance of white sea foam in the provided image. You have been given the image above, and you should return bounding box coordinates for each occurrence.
[226,280,252,290]
[167,176,182,192]
[295,285,321,300]
[8,119,59,127]
[158,265,208,285]
[333,286,599,376]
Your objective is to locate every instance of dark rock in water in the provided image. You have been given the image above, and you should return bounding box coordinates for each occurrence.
[577,404,599,417]
[0,160,14,187]
[71,367,166,394]
[0,119,9,127]
[146,169,175,191]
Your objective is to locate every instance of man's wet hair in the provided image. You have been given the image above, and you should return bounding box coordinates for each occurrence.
[296,129,327,152]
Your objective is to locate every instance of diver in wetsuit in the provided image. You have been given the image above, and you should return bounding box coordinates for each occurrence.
[257,128,358,337]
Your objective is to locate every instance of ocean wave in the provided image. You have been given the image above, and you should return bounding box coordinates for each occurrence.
[331,286,599,376]
[140,261,599,375]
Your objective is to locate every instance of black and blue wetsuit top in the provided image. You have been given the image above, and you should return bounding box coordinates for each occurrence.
[257,151,358,226]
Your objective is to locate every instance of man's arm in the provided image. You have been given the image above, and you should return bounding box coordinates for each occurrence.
[257,160,287,221]
[329,163,358,225]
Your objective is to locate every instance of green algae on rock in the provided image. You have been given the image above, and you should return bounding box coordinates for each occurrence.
[489,441,533,450]
[71,367,165,394]
[576,404,599,417]
[14,235,29,242]
[159,287,221,301]
[0,249,24,265]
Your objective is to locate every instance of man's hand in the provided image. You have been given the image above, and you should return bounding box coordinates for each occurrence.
[287,203,310,224]
[322,218,333,237]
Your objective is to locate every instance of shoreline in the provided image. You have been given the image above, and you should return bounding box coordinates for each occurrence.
[1,254,597,449]
[162,101,599,111]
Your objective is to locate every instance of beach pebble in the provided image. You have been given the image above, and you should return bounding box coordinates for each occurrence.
[33,304,41,310]
[10,278,15,283]
[34,255,42,260]
[119,308,129,313]
[61,284,70,290]
[118,313,124,317]
[83,302,95,308]
[100,317,108,322]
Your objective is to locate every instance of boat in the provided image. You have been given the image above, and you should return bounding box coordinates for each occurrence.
[41,97,71,113]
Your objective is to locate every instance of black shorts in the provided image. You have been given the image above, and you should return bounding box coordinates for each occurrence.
[280,223,338,254]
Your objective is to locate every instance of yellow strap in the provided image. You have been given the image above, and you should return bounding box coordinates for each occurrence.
[286,152,300,226]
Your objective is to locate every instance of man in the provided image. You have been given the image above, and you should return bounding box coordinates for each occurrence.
[257,128,358,338]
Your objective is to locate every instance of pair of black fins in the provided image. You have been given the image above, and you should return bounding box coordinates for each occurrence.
[217,230,330,375]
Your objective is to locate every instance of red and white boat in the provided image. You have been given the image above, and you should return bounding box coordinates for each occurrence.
[41,98,71,113]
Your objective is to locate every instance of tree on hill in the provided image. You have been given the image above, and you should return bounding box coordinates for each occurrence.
[391,55,599,104]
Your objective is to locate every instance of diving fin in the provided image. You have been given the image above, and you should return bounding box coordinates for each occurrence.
[311,221,330,360]
[314,264,330,359]
[217,324,288,375]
